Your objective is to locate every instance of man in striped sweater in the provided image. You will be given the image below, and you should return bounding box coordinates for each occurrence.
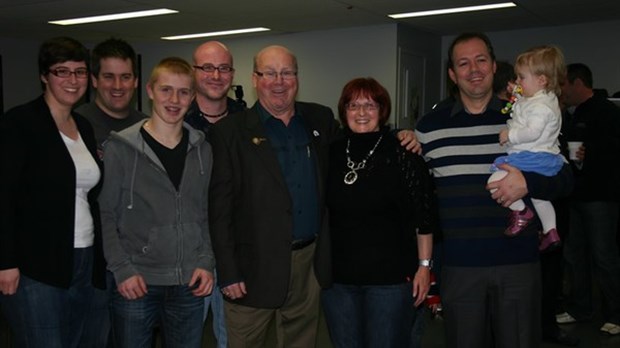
[415,32,573,348]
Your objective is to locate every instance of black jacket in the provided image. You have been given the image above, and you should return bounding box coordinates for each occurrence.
[208,101,338,307]
[564,94,620,201]
[0,96,106,289]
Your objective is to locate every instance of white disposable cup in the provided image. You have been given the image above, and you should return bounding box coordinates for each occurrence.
[568,141,583,160]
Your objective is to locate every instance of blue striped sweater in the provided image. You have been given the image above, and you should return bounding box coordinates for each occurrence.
[416,98,540,267]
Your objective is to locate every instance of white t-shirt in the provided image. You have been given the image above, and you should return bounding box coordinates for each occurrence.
[60,132,101,248]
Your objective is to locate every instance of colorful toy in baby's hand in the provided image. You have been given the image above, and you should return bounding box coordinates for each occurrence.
[501,85,523,114]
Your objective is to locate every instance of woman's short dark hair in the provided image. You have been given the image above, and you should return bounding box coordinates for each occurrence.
[337,77,391,128]
[38,36,89,77]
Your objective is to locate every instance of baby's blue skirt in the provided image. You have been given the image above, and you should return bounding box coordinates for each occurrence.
[491,151,564,176]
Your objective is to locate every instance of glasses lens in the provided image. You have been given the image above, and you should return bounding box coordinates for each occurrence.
[201,65,216,73]
[264,71,278,80]
[196,65,233,74]
[50,68,88,78]
[217,66,233,73]
[53,68,70,77]
[256,71,296,80]
[74,68,89,78]
[366,103,378,111]
[347,103,378,111]
[281,71,297,80]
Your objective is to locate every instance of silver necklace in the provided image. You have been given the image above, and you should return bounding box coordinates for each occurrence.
[344,134,383,185]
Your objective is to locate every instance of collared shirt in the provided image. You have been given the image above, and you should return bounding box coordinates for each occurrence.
[257,103,319,241]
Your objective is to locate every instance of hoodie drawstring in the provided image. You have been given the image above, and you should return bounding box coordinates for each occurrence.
[127,149,138,209]
[196,143,205,176]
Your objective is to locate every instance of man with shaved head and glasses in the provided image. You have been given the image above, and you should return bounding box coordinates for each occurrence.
[184,40,247,348]
[185,41,246,141]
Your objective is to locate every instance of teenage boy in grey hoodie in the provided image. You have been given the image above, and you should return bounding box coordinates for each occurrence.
[99,57,214,348]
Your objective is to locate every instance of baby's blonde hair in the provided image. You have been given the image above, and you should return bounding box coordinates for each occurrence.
[515,45,566,95]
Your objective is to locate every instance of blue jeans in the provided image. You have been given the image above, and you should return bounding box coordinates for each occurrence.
[203,269,227,348]
[564,200,620,324]
[110,283,204,348]
[410,306,428,348]
[0,247,95,348]
[79,271,114,348]
[322,282,415,348]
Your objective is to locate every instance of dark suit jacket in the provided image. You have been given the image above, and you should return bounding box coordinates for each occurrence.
[209,101,338,308]
[0,96,106,289]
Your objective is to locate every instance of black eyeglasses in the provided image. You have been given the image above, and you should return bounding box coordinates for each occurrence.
[193,64,234,74]
[48,67,89,79]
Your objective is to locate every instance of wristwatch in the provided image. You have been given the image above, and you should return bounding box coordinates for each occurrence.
[419,259,433,269]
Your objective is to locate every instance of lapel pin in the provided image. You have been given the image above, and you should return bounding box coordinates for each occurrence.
[313,130,320,137]
[252,137,267,145]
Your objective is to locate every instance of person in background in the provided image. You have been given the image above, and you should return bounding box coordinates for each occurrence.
[415,32,573,347]
[99,57,215,347]
[538,88,580,346]
[493,60,516,101]
[75,37,146,348]
[0,36,106,348]
[184,40,246,348]
[488,45,566,252]
[76,37,146,156]
[321,77,438,347]
[557,62,620,336]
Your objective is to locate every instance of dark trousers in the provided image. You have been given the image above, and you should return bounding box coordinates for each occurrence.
[564,201,620,324]
[541,199,569,337]
[441,263,541,348]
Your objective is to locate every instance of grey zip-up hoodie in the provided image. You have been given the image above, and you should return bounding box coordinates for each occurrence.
[99,119,214,286]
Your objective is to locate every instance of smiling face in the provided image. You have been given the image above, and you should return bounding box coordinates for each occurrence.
[345,96,381,133]
[41,60,89,109]
[448,37,496,103]
[92,57,138,118]
[252,46,298,118]
[193,41,234,102]
[147,70,194,126]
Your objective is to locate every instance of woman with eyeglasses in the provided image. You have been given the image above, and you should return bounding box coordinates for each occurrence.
[0,36,106,347]
[321,77,439,347]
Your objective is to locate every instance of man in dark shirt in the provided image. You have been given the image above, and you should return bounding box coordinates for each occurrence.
[75,37,146,348]
[556,63,620,336]
[76,38,146,158]
[209,45,338,348]
[183,40,246,348]
[185,41,245,140]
